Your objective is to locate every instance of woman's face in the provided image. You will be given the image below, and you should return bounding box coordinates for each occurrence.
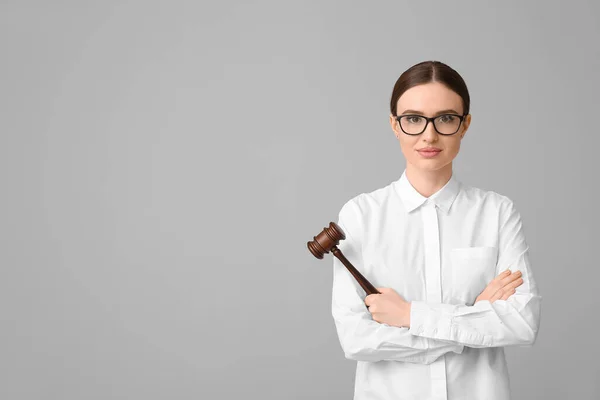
[389,81,471,173]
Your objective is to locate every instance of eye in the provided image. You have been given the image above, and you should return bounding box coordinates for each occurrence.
[437,114,456,123]
[405,116,424,124]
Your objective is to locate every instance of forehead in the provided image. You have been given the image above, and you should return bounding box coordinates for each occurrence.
[396,82,463,114]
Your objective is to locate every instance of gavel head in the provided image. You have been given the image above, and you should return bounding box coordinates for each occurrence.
[307,221,346,259]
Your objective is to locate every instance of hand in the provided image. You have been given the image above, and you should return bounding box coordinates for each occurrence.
[365,288,411,328]
[475,269,523,304]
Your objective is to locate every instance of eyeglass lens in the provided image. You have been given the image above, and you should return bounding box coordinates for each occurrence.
[400,115,461,135]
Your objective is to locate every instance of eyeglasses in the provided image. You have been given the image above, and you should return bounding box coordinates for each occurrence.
[395,113,467,136]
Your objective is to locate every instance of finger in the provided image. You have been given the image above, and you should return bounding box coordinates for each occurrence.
[479,283,498,299]
[480,270,515,301]
[501,269,520,280]
[503,277,524,291]
[489,288,504,303]
[495,273,519,291]
[496,269,512,279]
[500,288,516,301]
[488,270,511,290]
[486,277,507,296]
[500,271,522,286]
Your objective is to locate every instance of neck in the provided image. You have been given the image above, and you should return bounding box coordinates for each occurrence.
[405,163,453,198]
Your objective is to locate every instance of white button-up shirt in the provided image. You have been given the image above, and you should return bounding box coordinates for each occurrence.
[331,169,542,400]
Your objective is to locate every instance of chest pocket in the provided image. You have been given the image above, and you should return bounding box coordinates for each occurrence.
[449,246,498,305]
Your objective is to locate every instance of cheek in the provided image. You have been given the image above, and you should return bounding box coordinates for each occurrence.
[398,137,419,158]
[446,141,461,157]
[437,138,461,158]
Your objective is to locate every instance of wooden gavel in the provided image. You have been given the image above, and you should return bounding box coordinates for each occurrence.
[307,222,381,295]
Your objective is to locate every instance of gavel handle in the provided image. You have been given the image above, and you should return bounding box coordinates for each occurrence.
[331,246,381,295]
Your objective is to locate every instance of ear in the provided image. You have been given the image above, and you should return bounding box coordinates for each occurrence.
[461,114,472,138]
[389,114,400,138]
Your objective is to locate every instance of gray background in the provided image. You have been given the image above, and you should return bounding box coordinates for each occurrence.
[1,1,598,399]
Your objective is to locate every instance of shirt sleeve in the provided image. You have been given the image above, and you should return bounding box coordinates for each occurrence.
[331,200,465,363]
[408,199,543,348]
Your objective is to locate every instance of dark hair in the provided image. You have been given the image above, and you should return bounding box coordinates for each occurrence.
[389,60,470,117]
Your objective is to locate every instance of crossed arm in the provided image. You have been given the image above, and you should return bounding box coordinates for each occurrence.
[407,200,542,348]
[331,199,542,364]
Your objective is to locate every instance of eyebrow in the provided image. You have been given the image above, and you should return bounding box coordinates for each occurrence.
[399,109,461,116]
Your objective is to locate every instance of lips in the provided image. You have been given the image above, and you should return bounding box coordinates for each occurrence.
[417,148,442,158]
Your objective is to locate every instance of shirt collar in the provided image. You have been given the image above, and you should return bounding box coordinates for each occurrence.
[393,169,461,214]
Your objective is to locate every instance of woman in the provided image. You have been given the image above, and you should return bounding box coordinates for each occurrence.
[331,60,542,400]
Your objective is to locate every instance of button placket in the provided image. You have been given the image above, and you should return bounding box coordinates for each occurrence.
[421,200,448,400]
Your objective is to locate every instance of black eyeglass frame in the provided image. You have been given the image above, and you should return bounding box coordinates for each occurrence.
[395,113,468,136]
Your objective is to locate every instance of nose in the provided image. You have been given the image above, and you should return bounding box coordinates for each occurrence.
[422,119,439,141]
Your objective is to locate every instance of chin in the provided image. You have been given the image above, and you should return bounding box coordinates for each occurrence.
[412,159,450,171]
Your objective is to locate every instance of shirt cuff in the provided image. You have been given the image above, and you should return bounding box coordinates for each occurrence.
[409,300,456,339]
[409,300,494,347]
